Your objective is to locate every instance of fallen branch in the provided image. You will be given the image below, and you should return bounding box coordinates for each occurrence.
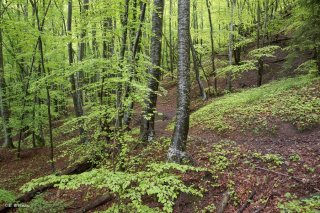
[75,194,112,213]
[0,161,93,213]
[237,189,256,213]
[252,193,273,213]
[217,191,230,213]
[255,166,305,183]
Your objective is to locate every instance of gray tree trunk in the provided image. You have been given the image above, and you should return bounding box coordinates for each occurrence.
[168,0,191,163]
[67,0,85,143]
[140,0,164,142]
[116,0,130,129]
[123,2,147,128]
[0,2,13,148]
[227,0,235,91]
[206,0,217,93]
[169,0,174,79]
[190,38,207,100]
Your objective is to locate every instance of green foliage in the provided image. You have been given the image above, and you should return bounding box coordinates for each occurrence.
[217,60,257,79]
[295,60,319,76]
[249,45,280,59]
[252,152,284,167]
[17,195,67,213]
[207,140,240,174]
[21,163,204,212]
[289,154,301,162]
[190,75,320,134]
[0,189,16,203]
[278,193,320,213]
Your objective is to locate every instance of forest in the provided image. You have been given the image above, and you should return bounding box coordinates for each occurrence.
[0,0,319,212]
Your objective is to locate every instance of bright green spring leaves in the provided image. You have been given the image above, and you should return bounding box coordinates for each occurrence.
[21,163,204,213]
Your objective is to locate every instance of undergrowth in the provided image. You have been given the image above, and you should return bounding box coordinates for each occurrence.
[21,163,205,212]
[189,74,320,134]
[278,193,320,213]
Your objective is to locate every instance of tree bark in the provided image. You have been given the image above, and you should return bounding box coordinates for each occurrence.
[316,46,320,75]
[206,0,217,93]
[168,0,191,163]
[140,0,164,142]
[169,0,174,79]
[0,1,13,148]
[257,58,263,87]
[190,38,207,100]
[116,0,130,129]
[32,0,55,171]
[67,0,86,143]
[123,2,147,128]
[227,0,235,91]
[257,0,261,48]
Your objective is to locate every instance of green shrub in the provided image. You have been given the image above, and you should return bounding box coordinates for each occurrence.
[22,163,204,212]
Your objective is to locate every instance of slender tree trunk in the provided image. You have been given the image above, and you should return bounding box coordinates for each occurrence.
[206,0,217,93]
[99,17,114,142]
[32,0,55,171]
[67,0,86,143]
[227,0,235,91]
[123,2,147,127]
[116,0,130,129]
[168,0,191,163]
[263,0,269,45]
[140,0,164,142]
[169,0,174,79]
[316,45,320,75]
[257,58,263,87]
[190,38,207,100]
[257,0,261,48]
[0,1,13,148]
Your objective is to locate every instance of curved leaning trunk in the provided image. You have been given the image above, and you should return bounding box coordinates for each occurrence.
[140,0,164,142]
[168,0,191,163]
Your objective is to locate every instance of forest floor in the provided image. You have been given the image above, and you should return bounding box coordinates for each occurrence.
[0,43,319,212]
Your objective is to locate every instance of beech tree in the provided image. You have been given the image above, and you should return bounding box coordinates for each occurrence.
[0,0,13,148]
[168,0,191,163]
[140,0,164,142]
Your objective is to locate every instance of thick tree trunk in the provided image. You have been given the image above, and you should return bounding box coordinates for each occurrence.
[140,0,164,142]
[168,0,191,163]
[0,4,13,148]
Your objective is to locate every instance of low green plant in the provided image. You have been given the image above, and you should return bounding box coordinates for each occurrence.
[0,189,16,203]
[208,141,241,174]
[17,195,66,213]
[289,154,301,162]
[252,152,284,167]
[189,75,320,135]
[21,163,204,213]
[278,193,320,213]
